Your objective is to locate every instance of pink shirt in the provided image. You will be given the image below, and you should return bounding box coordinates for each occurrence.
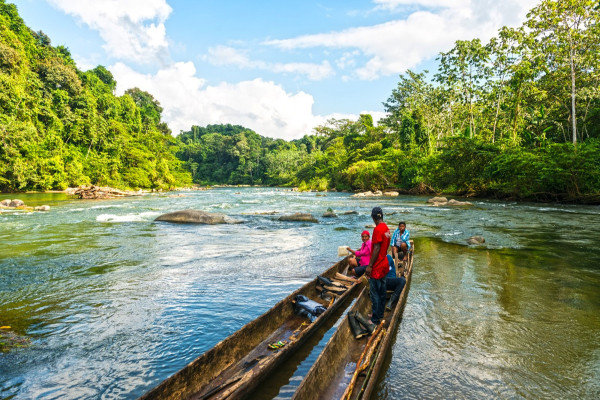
[354,240,372,266]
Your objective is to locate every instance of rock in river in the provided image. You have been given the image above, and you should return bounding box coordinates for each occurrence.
[155,209,242,224]
[278,212,318,223]
[427,196,448,204]
[9,199,25,207]
[322,211,338,218]
[467,236,486,245]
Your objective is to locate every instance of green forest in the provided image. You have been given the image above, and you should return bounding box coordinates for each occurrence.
[0,0,190,192]
[2,0,600,202]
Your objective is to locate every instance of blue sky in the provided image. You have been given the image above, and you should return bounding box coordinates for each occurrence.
[11,0,539,140]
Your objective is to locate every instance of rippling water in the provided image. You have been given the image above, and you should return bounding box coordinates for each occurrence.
[1,189,599,399]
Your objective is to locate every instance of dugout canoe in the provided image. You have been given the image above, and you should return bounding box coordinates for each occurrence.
[139,257,363,400]
[292,241,414,400]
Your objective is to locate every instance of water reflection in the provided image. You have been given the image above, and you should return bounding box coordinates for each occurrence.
[383,237,600,399]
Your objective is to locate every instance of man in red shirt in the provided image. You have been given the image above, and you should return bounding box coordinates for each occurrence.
[365,206,391,325]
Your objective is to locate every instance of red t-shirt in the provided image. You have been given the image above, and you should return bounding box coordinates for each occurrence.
[370,222,390,279]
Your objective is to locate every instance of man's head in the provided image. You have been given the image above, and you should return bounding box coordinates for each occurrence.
[398,221,406,231]
[371,206,383,222]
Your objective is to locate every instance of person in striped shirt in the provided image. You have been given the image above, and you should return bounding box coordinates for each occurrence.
[391,221,410,266]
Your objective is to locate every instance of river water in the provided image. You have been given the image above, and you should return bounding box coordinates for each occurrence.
[0,188,599,399]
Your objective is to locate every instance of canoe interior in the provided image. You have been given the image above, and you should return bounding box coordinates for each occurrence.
[140,256,361,400]
[292,243,414,400]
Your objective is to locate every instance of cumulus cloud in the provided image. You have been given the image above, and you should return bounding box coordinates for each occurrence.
[206,45,334,81]
[111,62,333,140]
[48,0,172,65]
[48,0,541,140]
[265,0,539,79]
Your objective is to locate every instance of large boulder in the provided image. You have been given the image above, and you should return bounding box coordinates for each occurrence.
[0,199,11,207]
[155,209,240,224]
[383,191,399,197]
[278,212,318,223]
[73,185,142,199]
[9,199,24,207]
[34,205,50,211]
[448,199,473,206]
[427,196,448,204]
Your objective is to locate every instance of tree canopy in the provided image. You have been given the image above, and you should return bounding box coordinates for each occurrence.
[0,0,190,191]
[172,0,600,202]
[2,0,600,203]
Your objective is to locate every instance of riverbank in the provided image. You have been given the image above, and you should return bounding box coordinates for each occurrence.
[3,184,600,205]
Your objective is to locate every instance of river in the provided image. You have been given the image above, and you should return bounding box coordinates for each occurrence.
[1,188,599,399]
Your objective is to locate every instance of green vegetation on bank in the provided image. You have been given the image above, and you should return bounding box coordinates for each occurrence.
[175,0,600,202]
[0,0,190,192]
[1,0,600,203]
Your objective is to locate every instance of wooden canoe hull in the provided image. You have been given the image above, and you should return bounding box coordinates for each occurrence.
[139,257,362,400]
[292,245,414,400]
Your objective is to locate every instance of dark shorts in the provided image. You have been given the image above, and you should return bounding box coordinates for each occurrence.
[353,265,368,277]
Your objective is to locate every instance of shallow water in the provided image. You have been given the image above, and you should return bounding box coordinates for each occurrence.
[1,189,599,399]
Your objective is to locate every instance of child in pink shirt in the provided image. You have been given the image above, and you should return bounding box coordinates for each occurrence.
[346,230,372,277]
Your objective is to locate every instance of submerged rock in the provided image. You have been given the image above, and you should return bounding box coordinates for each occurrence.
[334,226,351,231]
[0,328,31,353]
[342,210,358,215]
[322,211,337,218]
[467,236,485,245]
[155,209,241,224]
[34,205,50,211]
[278,212,318,223]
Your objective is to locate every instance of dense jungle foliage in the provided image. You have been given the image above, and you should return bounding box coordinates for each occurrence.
[2,0,600,203]
[176,0,600,202]
[0,0,190,192]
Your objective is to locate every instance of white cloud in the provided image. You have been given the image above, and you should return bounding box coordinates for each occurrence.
[111,62,332,140]
[265,0,539,79]
[48,0,172,65]
[206,45,251,66]
[373,0,470,10]
[206,45,334,81]
[269,61,333,81]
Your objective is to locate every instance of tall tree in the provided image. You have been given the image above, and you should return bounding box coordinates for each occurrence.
[525,0,600,144]
[435,39,490,138]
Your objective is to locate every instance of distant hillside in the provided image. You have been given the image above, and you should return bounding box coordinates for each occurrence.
[0,0,191,191]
